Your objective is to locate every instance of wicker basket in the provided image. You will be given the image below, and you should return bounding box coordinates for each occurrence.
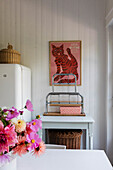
[48,129,82,149]
[0,43,20,64]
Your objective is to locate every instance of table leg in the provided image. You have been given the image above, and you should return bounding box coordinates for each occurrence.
[89,123,93,150]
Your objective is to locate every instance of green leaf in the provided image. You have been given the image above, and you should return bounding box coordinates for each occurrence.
[1,117,9,127]
[1,111,5,116]
[3,112,8,115]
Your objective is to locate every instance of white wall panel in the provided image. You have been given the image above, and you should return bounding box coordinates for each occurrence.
[106,0,113,17]
[106,0,113,163]
[0,0,106,151]
[106,0,113,26]
[106,26,113,163]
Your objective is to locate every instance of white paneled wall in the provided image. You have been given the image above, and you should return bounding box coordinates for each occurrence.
[106,0,113,17]
[106,0,113,26]
[106,0,113,163]
[0,0,106,150]
[106,26,113,163]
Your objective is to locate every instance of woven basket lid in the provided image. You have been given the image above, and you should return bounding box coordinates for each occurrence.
[0,43,20,55]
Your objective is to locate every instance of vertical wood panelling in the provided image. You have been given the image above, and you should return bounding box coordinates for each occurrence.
[34,0,42,115]
[21,0,36,116]
[88,0,98,150]
[0,0,106,150]
[15,0,20,51]
[10,0,15,44]
[62,0,75,40]
[73,0,79,39]
[106,0,113,17]
[94,0,106,150]
[40,0,48,113]
[78,0,90,115]
[0,0,5,48]
[4,0,11,44]
[57,0,63,40]
[106,26,113,163]
[51,0,58,40]
[88,0,96,120]
[20,0,25,64]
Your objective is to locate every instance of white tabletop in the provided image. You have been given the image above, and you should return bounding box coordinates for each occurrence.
[41,115,94,123]
[17,150,112,170]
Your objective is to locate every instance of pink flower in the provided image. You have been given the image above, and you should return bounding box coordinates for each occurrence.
[29,119,42,132]
[13,143,28,156]
[26,132,41,151]
[0,120,4,131]
[2,109,8,112]
[0,154,10,164]
[32,141,46,157]
[17,135,26,143]
[25,100,34,111]
[13,136,30,156]
[0,124,17,153]
[19,111,23,115]
[26,123,34,134]
[6,107,20,120]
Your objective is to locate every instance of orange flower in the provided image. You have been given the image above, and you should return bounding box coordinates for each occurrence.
[13,136,30,156]
[17,135,26,143]
[13,143,27,156]
[32,141,46,157]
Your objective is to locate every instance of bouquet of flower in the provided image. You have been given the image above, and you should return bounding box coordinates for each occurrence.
[0,100,45,164]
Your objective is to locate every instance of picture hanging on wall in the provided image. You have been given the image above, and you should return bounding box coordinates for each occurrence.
[49,41,82,86]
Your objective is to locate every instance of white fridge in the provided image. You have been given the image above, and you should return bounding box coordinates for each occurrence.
[0,64,31,122]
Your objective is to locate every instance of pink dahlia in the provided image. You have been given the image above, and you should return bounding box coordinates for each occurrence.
[29,119,42,132]
[13,136,30,156]
[13,143,27,156]
[26,132,41,151]
[6,107,20,120]
[32,141,46,157]
[25,100,34,111]
[0,124,17,153]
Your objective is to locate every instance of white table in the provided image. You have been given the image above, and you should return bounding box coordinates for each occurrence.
[41,115,94,149]
[17,150,112,170]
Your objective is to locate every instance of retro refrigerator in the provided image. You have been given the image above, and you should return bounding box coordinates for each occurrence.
[0,64,31,122]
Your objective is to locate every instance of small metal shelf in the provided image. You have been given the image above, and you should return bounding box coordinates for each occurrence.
[46,92,84,113]
[44,74,85,116]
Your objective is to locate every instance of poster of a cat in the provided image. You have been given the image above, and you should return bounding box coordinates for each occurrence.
[49,41,82,86]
